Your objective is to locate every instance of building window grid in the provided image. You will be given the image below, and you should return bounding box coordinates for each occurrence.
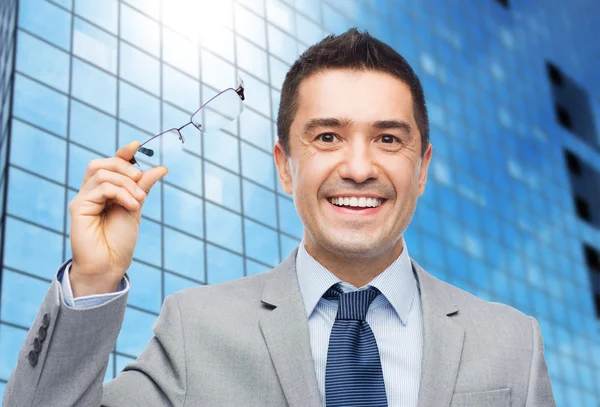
[0,0,599,402]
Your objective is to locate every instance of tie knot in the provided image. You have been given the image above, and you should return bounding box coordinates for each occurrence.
[323,284,381,321]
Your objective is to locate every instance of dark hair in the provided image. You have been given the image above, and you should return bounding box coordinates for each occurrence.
[277,28,429,157]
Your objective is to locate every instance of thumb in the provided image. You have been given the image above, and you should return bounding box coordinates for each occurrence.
[137,166,168,194]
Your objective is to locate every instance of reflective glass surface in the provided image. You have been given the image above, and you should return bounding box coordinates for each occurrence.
[1,2,599,405]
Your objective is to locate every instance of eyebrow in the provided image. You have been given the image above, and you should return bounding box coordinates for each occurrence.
[301,116,413,136]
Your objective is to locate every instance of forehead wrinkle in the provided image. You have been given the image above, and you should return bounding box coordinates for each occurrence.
[301,116,354,135]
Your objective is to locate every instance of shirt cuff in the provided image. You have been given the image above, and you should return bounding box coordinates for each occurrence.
[59,261,129,309]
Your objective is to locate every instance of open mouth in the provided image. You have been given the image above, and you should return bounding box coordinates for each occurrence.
[327,196,387,211]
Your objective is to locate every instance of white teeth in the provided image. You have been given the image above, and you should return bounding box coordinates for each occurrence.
[330,197,383,208]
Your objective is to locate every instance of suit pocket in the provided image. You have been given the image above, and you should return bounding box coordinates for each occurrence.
[450,387,511,407]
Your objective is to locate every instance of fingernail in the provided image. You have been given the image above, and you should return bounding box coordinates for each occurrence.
[136,187,145,196]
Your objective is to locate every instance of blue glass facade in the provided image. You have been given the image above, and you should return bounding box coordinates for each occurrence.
[0,0,599,405]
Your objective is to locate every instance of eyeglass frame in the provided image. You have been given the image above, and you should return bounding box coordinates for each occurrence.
[129,79,245,166]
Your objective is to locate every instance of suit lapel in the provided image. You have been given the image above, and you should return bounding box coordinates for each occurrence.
[412,259,465,407]
[259,249,322,407]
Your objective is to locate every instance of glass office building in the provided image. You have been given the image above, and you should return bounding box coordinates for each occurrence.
[1,0,599,404]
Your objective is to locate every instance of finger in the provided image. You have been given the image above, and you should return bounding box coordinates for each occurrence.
[82,168,147,201]
[81,182,141,214]
[82,155,142,186]
[137,166,169,194]
[116,140,141,161]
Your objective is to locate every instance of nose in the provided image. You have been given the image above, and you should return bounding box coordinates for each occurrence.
[337,139,379,183]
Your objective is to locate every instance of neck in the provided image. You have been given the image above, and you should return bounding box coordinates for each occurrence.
[303,235,405,287]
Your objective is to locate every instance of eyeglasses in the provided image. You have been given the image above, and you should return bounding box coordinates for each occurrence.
[129,78,245,192]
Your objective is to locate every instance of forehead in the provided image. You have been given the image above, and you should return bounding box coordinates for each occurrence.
[294,69,415,123]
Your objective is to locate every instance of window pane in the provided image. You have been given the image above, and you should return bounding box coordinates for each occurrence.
[117,307,156,356]
[163,28,199,78]
[246,258,270,276]
[242,74,270,117]
[162,102,189,131]
[205,202,242,253]
[72,58,117,115]
[126,260,161,313]
[8,168,65,232]
[269,55,288,91]
[163,227,205,282]
[267,24,298,64]
[280,233,300,259]
[236,36,268,80]
[119,81,159,133]
[120,4,159,57]
[241,141,274,189]
[73,17,117,73]
[13,74,68,136]
[19,0,71,50]
[163,64,199,112]
[206,243,243,284]
[200,26,234,63]
[70,101,116,156]
[1,270,50,327]
[266,0,294,34]
[201,49,235,91]
[68,143,102,189]
[205,163,240,212]
[295,12,323,45]
[163,185,203,238]
[204,129,239,173]
[133,218,161,267]
[242,179,276,227]
[119,41,160,95]
[123,0,160,20]
[244,218,279,266]
[0,324,27,380]
[240,108,272,151]
[235,3,266,48]
[164,272,200,297]
[278,195,302,238]
[10,119,67,182]
[3,217,63,280]
[16,30,70,92]
[75,0,118,34]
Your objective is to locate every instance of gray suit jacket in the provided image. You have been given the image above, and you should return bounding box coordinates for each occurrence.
[4,248,555,407]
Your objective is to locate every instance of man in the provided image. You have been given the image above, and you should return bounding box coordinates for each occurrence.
[4,28,555,406]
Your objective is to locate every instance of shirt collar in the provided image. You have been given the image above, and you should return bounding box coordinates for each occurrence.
[295,239,416,325]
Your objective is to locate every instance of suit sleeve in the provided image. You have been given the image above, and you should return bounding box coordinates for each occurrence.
[101,294,188,406]
[2,259,129,407]
[525,316,556,407]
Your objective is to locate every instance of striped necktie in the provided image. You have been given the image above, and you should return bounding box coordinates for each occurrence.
[324,284,388,407]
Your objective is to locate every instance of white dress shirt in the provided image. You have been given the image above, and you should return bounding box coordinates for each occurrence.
[295,239,423,407]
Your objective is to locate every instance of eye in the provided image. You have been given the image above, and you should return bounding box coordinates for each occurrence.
[380,134,400,144]
[316,133,337,143]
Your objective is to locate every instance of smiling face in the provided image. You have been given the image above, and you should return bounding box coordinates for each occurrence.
[274,69,432,266]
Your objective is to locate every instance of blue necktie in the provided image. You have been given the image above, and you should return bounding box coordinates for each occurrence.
[324,284,388,407]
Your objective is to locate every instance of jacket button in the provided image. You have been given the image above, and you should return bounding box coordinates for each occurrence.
[42,313,50,328]
[33,338,42,353]
[28,351,38,367]
[38,326,47,342]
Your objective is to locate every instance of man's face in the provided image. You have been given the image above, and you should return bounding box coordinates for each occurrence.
[274,69,432,260]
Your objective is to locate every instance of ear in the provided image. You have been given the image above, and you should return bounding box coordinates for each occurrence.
[274,141,293,194]
[418,142,432,196]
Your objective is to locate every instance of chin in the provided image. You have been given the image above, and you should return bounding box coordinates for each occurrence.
[319,232,387,256]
